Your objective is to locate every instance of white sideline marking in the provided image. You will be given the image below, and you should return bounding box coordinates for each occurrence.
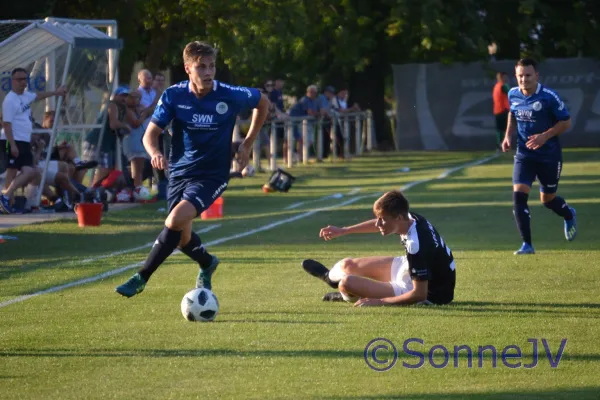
[0,198,364,309]
[284,193,344,210]
[79,224,221,264]
[347,188,361,195]
[0,154,499,309]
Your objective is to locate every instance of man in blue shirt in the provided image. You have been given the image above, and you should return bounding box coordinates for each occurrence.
[288,85,319,162]
[501,58,577,255]
[116,41,269,297]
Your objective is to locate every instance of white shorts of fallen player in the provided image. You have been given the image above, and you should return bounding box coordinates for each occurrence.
[334,256,432,305]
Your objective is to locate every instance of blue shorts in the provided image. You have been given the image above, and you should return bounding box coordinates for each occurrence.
[513,157,562,194]
[167,177,228,216]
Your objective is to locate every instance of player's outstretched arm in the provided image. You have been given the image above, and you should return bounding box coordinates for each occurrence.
[236,94,270,169]
[319,219,379,241]
[143,122,167,170]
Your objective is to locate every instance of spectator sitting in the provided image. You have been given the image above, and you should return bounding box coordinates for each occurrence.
[42,110,98,181]
[29,133,85,211]
[288,84,319,163]
[81,86,130,188]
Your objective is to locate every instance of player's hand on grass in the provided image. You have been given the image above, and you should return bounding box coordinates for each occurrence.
[319,225,345,241]
[236,141,252,170]
[354,298,384,307]
[526,133,548,150]
[501,136,511,152]
[151,152,167,170]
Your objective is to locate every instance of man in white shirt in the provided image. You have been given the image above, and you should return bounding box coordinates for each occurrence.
[0,67,66,214]
[137,69,160,127]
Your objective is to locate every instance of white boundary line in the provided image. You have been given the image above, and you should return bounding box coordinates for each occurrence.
[79,224,221,264]
[0,153,499,309]
[285,193,344,210]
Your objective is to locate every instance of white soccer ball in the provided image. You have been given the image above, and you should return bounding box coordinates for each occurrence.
[180,288,219,322]
[242,165,255,177]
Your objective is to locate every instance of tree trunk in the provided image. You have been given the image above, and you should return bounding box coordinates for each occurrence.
[349,37,390,150]
[145,25,172,73]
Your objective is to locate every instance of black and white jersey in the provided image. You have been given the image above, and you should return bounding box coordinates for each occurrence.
[401,213,456,304]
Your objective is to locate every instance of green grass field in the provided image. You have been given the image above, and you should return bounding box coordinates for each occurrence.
[1,149,599,399]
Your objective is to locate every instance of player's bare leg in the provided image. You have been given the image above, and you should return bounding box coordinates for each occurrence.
[303,256,394,302]
[338,275,396,303]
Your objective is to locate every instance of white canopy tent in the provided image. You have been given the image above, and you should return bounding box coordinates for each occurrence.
[0,17,121,207]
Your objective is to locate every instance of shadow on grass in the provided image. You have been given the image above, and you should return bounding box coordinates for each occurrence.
[453,301,600,309]
[1,348,599,364]
[318,387,600,400]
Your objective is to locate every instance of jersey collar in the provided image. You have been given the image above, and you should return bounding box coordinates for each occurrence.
[401,214,417,240]
[187,80,219,93]
[520,83,541,98]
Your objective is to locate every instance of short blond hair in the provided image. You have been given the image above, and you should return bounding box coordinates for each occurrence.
[183,41,217,65]
[373,191,410,219]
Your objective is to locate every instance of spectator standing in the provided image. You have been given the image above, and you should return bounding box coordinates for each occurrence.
[0,67,67,214]
[288,84,319,162]
[493,72,511,150]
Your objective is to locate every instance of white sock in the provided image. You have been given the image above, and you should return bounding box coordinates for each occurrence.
[328,259,347,283]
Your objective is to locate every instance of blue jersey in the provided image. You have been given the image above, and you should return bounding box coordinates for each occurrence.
[151,80,261,181]
[508,83,570,161]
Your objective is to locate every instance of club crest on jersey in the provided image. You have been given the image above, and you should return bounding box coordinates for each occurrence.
[532,101,542,111]
[216,102,228,114]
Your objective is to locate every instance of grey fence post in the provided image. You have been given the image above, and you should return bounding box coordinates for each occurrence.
[287,121,294,169]
[317,119,323,161]
[270,121,277,171]
[366,110,374,151]
[302,118,309,165]
[253,127,261,170]
[343,115,351,159]
[231,122,241,172]
[330,118,337,162]
[355,114,363,156]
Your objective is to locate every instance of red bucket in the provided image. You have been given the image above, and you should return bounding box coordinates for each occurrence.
[74,202,103,227]
[200,197,224,220]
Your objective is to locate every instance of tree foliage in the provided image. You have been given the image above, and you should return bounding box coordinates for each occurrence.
[3,0,599,146]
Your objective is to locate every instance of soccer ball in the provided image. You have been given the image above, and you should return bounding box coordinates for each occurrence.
[180,288,219,322]
[242,165,255,177]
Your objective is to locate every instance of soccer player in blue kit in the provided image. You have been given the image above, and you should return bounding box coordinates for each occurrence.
[501,58,577,255]
[116,41,269,297]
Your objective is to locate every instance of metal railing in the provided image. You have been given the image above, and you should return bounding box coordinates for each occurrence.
[233,110,374,171]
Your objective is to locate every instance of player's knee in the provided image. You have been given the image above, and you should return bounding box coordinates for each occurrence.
[165,212,189,230]
[340,258,356,274]
[338,275,358,293]
[541,193,556,204]
[338,276,351,293]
